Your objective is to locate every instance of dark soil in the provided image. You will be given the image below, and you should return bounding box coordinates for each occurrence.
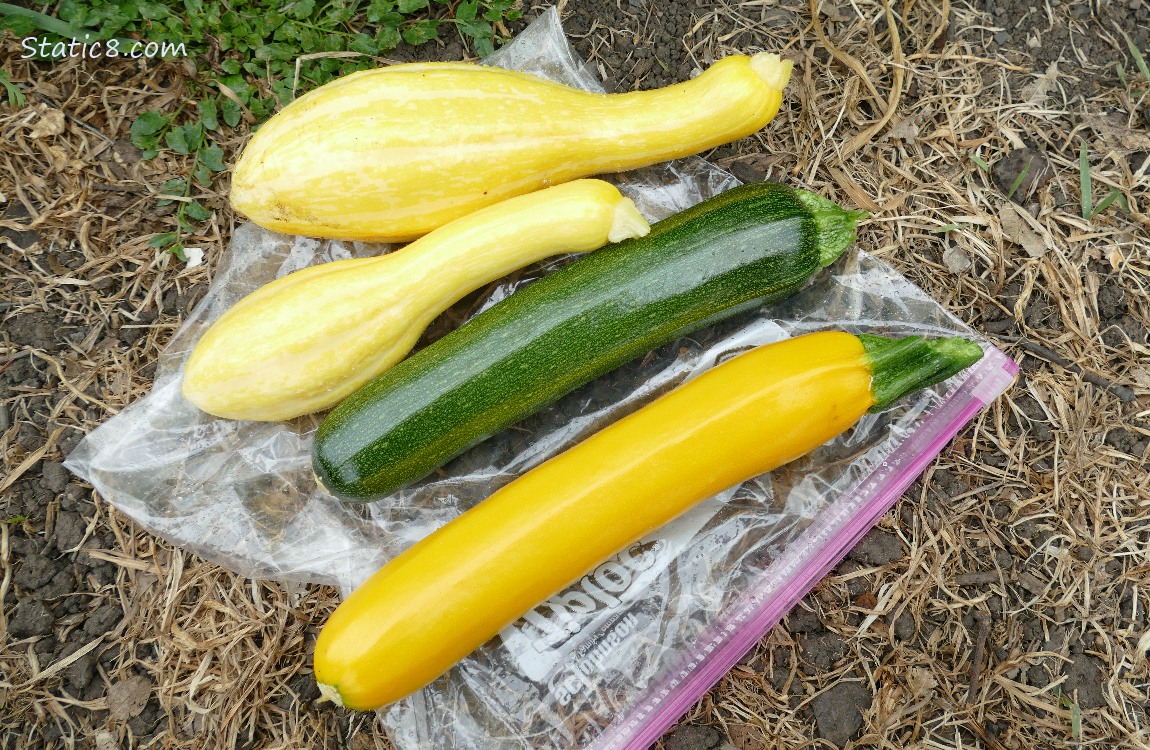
[811,682,873,747]
[663,724,726,750]
[844,529,905,567]
[963,0,1150,101]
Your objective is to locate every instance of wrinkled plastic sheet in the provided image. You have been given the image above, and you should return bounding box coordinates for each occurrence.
[66,9,1017,749]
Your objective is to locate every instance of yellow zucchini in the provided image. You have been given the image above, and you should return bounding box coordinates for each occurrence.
[231,54,793,242]
[312,331,983,710]
[182,179,648,421]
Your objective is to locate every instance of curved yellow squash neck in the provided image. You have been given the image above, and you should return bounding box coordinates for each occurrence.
[231,54,792,242]
[182,180,647,421]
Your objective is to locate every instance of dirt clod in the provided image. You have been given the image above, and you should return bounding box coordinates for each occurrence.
[10,598,55,639]
[52,511,86,553]
[665,724,722,750]
[1063,653,1107,709]
[1105,428,1148,459]
[37,567,76,600]
[846,529,904,566]
[801,633,847,672]
[812,682,872,747]
[84,604,123,637]
[65,651,98,692]
[786,607,824,634]
[40,461,69,493]
[892,611,916,640]
[14,554,59,590]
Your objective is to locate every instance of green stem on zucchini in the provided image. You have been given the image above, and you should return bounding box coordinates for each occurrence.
[860,334,984,412]
[795,190,868,267]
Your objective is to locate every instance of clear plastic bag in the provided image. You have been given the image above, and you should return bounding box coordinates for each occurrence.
[65,9,1016,748]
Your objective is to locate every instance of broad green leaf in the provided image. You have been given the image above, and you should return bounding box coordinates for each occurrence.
[163,126,189,155]
[376,25,401,50]
[198,144,226,172]
[198,97,219,131]
[288,0,315,19]
[184,200,212,222]
[472,36,494,57]
[458,18,491,41]
[367,0,396,22]
[148,231,178,248]
[156,177,187,205]
[456,0,478,21]
[402,19,438,46]
[138,2,169,20]
[193,163,213,188]
[220,97,243,128]
[349,33,376,55]
[132,110,170,137]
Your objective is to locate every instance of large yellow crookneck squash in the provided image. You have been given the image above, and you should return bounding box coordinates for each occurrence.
[231,53,793,242]
[313,331,984,710]
[182,179,648,421]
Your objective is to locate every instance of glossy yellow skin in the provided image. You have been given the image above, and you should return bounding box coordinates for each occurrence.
[182,179,648,421]
[314,331,875,710]
[232,53,793,242]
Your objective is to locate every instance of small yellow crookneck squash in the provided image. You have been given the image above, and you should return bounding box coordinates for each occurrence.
[182,179,649,421]
[313,331,984,710]
[231,53,793,242]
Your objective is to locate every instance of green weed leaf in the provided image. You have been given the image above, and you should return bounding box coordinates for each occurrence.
[198,144,227,172]
[1079,143,1092,219]
[367,0,396,22]
[0,71,25,107]
[166,122,204,154]
[130,111,171,152]
[156,178,187,206]
[220,97,243,128]
[193,163,213,187]
[402,19,438,45]
[184,200,212,222]
[458,18,492,43]
[132,110,170,137]
[1087,188,1129,219]
[148,231,179,248]
[287,0,315,20]
[377,25,401,49]
[456,0,478,21]
[198,97,219,131]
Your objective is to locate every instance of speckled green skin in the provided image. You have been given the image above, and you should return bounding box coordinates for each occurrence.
[313,181,861,501]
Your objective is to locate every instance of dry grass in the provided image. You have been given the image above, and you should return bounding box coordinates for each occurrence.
[1,0,1148,748]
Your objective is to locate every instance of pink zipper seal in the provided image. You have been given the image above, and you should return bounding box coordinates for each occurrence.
[591,346,1018,750]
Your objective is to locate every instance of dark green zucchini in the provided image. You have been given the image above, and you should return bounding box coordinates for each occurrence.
[313,181,864,501]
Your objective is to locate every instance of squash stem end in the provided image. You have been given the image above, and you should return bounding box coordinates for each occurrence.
[748,52,794,92]
[861,334,984,412]
[317,682,346,707]
[608,197,651,243]
[795,190,867,268]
